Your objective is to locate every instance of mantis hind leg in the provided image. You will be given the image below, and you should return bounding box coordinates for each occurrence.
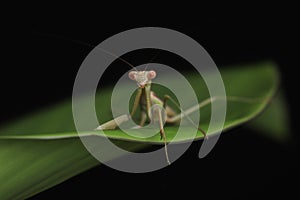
[95,114,129,130]
[152,105,171,165]
[163,95,207,138]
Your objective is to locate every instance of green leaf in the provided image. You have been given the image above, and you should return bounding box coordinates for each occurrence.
[248,92,291,142]
[0,62,279,199]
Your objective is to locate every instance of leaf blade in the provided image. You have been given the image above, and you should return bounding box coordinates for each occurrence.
[0,62,280,199]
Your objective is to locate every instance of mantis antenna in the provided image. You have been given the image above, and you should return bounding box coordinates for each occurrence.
[144,50,161,71]
[33,31,138,71]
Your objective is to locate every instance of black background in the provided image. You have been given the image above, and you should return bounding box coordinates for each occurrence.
[2,7,299,199]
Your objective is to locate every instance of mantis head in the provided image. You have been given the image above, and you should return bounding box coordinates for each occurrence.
[128,70,156,88]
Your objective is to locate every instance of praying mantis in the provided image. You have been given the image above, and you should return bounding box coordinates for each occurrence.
[34,32,210,165]
[95,58,207,165]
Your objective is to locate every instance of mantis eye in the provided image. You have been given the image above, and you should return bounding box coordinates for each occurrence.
[147,70,156,79]
[128,71,137,80]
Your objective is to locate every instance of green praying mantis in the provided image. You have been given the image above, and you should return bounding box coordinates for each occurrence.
[95,56,207,165]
